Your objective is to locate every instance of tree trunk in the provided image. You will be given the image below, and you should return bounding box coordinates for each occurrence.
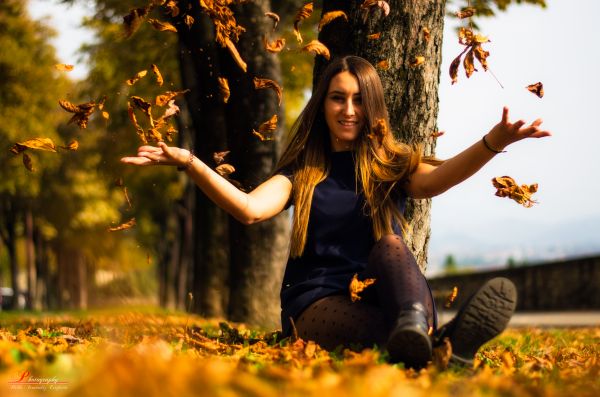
[25,206,36,310]
[316,0,446,271]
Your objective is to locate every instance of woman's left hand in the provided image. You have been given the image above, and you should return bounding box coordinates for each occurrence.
[484,106,552,151]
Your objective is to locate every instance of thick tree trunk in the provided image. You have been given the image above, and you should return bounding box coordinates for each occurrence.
[316,0,446,271]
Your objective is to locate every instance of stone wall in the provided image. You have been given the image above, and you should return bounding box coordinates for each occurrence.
[428,255,600,311]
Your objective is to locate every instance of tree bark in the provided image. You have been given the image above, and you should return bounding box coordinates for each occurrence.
[316,0,446,271]
[25,206,36,310]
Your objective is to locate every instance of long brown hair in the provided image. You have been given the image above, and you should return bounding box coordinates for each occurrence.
[276,56,424,258]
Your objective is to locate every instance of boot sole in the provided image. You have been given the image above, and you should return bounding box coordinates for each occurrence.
[449,277,517,364]
[387,324,432,369]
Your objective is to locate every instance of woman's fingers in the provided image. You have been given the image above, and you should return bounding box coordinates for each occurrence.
[502,106,510,124]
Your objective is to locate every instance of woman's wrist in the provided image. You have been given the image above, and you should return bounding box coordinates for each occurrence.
[177,149,195,171]
[482,134,507,154]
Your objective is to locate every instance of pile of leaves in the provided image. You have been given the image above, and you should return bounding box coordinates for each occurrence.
[0,310,598,397]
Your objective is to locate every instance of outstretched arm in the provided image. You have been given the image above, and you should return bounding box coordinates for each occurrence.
[405,107,551,199]
[121,142,292,224]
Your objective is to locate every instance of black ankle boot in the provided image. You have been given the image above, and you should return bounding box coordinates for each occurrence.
[435,277,517,366]
[386,302,432,369]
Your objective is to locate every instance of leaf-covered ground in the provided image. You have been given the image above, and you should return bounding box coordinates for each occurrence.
[0,309,598,397]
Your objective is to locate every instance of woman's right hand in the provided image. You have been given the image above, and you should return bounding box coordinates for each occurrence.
[120,142,191,168]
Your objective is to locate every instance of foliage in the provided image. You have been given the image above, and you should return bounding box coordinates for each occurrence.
[0,311,598,396]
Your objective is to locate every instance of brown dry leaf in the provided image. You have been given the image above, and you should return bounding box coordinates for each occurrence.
[54,64,74,72]
[165,1,180,17]
[225,38,247,73]
[367,32,381,40]
[126,69,148,86]
[252,114,278,141]
[367,118,388,146]
[213,150,230,165]
[527,82,544,98]
[433,337,453,370]
[264,36,286,53]
[463,48,476,78]
[184,15,194,29]
[301,40,330,60]
[123,7,149,38]
[215,163,235,177]
[265,11,280,31]
[473,44,490,71]
[108,218,136,232]
[456,7,476,19]
[410,56,425,67]
[22,153,34,172]
[130,96,154,125]
[431,130,445,138]
[59,99,96,129]
[253,77,283,106]
[127,102,145,143]
[492,176,539,208]
[349,273,376,302]
[449,52,463,85]
[59,140,79,151]
[148,18,177,33]
[445,286,458,308]
[217,77,230,103]
[123,187,132,210]
[422,27,431,42]
[360,0,391,16]
[10,137,57,154]
[318,11,348,31]
[293,2,313,43]
[151,64,164,86]
[376,59,389,70]
[155,89,189,107]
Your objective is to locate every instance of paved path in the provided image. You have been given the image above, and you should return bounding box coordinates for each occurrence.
[437,311,600,328]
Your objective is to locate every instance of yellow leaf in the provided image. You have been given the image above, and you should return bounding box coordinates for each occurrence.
[54,64,74,72]
[148,18,177,33]
[217,77,230,103]
[253,77,283,106]
[184,15,194,29]
[151,64,164,86]
[225,38,247,73]
[126,70,148,86]
[318,11,348,31]
[11,137,57,153]
[252,114,278,141]
[301,40,330,60]
[349,273,376,302]
[155,89,189,107]
[293,2,313,43]
[108,218,136,232]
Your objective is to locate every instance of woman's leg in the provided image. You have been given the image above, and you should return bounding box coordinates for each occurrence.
[294,294,388,351]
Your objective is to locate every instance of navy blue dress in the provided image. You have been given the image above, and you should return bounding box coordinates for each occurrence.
[278,150,398,337]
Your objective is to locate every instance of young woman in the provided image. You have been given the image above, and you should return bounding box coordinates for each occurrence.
[121,56,550,368]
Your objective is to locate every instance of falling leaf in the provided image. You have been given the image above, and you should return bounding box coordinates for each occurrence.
[410,56,425,67]
[376,60,389,70]
[265,11,280,31]
[456,7,476,19]
[148,18,177,33]
[449,52,462,84]
[59,99,96,128]
[217,77,230,103]
[367,118,388,146]
[183,14,194,28]
[463,48,476,77]
[165,1,180,17]
[151,64,164,86]
[253,77,283,106]
[473,44,490,71]
[433,337,453,370]
[213,150,230,165]
[59,140,79,151]
[215,163,235,177]
[10,137,57,154]
[225,38,247,73]
[422,27,431,42]
[130,96,154,124]
[293,2,313,43]
[252,114,278,141]
[431,130,445,138]
[318,11,348,31]
[360,0,391,16]
[161,100,180,119]
[445,286,458,308]
[123,186,132,210]
[526,82,544,98]
[264,36,286,53]
[108,218,136,232]
[54,64,74,72]
[492,176,538,208]
[23,153,34,172]
[126,70,148,86]
[123,7,149,38]
[367,32,381,40]
[102,111,110,120]
[301,40,330,60]
[349,273,376,302]
[155,90,189,107]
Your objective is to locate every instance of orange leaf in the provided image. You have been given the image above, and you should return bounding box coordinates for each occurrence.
[445,286,458,308]
[318,11,348,31]
[526,82,544,98]
[463,47,476,78]
[253,77,283,106]
[422,27,431,42]
[108,218,136,232]
[301,40,330,60]
[59,140,79,151]
[264,36,285,53]
[155,90,189,107]
[376,59,389,70]
[54,64,74,72]
[473,44,490,71]
[213,150,230,165]
[252,114,278,141]
[215,163,235,177]
[184,15,194,28]
[492,176,538,208]
[148,18,177,33]
[455,7,476,19]
[126,70,148,86]
[217,77,230,104]
[431,130,445,138]
[225,38,247,73]
[165,1,180,17]
[349,273,376,302]
[151,64,164,86]
[265,11,280,31]
[293,2,313,43]
[367,32,381,40]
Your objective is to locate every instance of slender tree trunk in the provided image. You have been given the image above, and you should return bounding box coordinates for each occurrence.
[6,208,20,309]
[316,0,446,271]
[25,206,36,310]
[33,226,46,310]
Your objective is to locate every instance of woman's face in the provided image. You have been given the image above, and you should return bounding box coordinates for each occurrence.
[323,71,366,151]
